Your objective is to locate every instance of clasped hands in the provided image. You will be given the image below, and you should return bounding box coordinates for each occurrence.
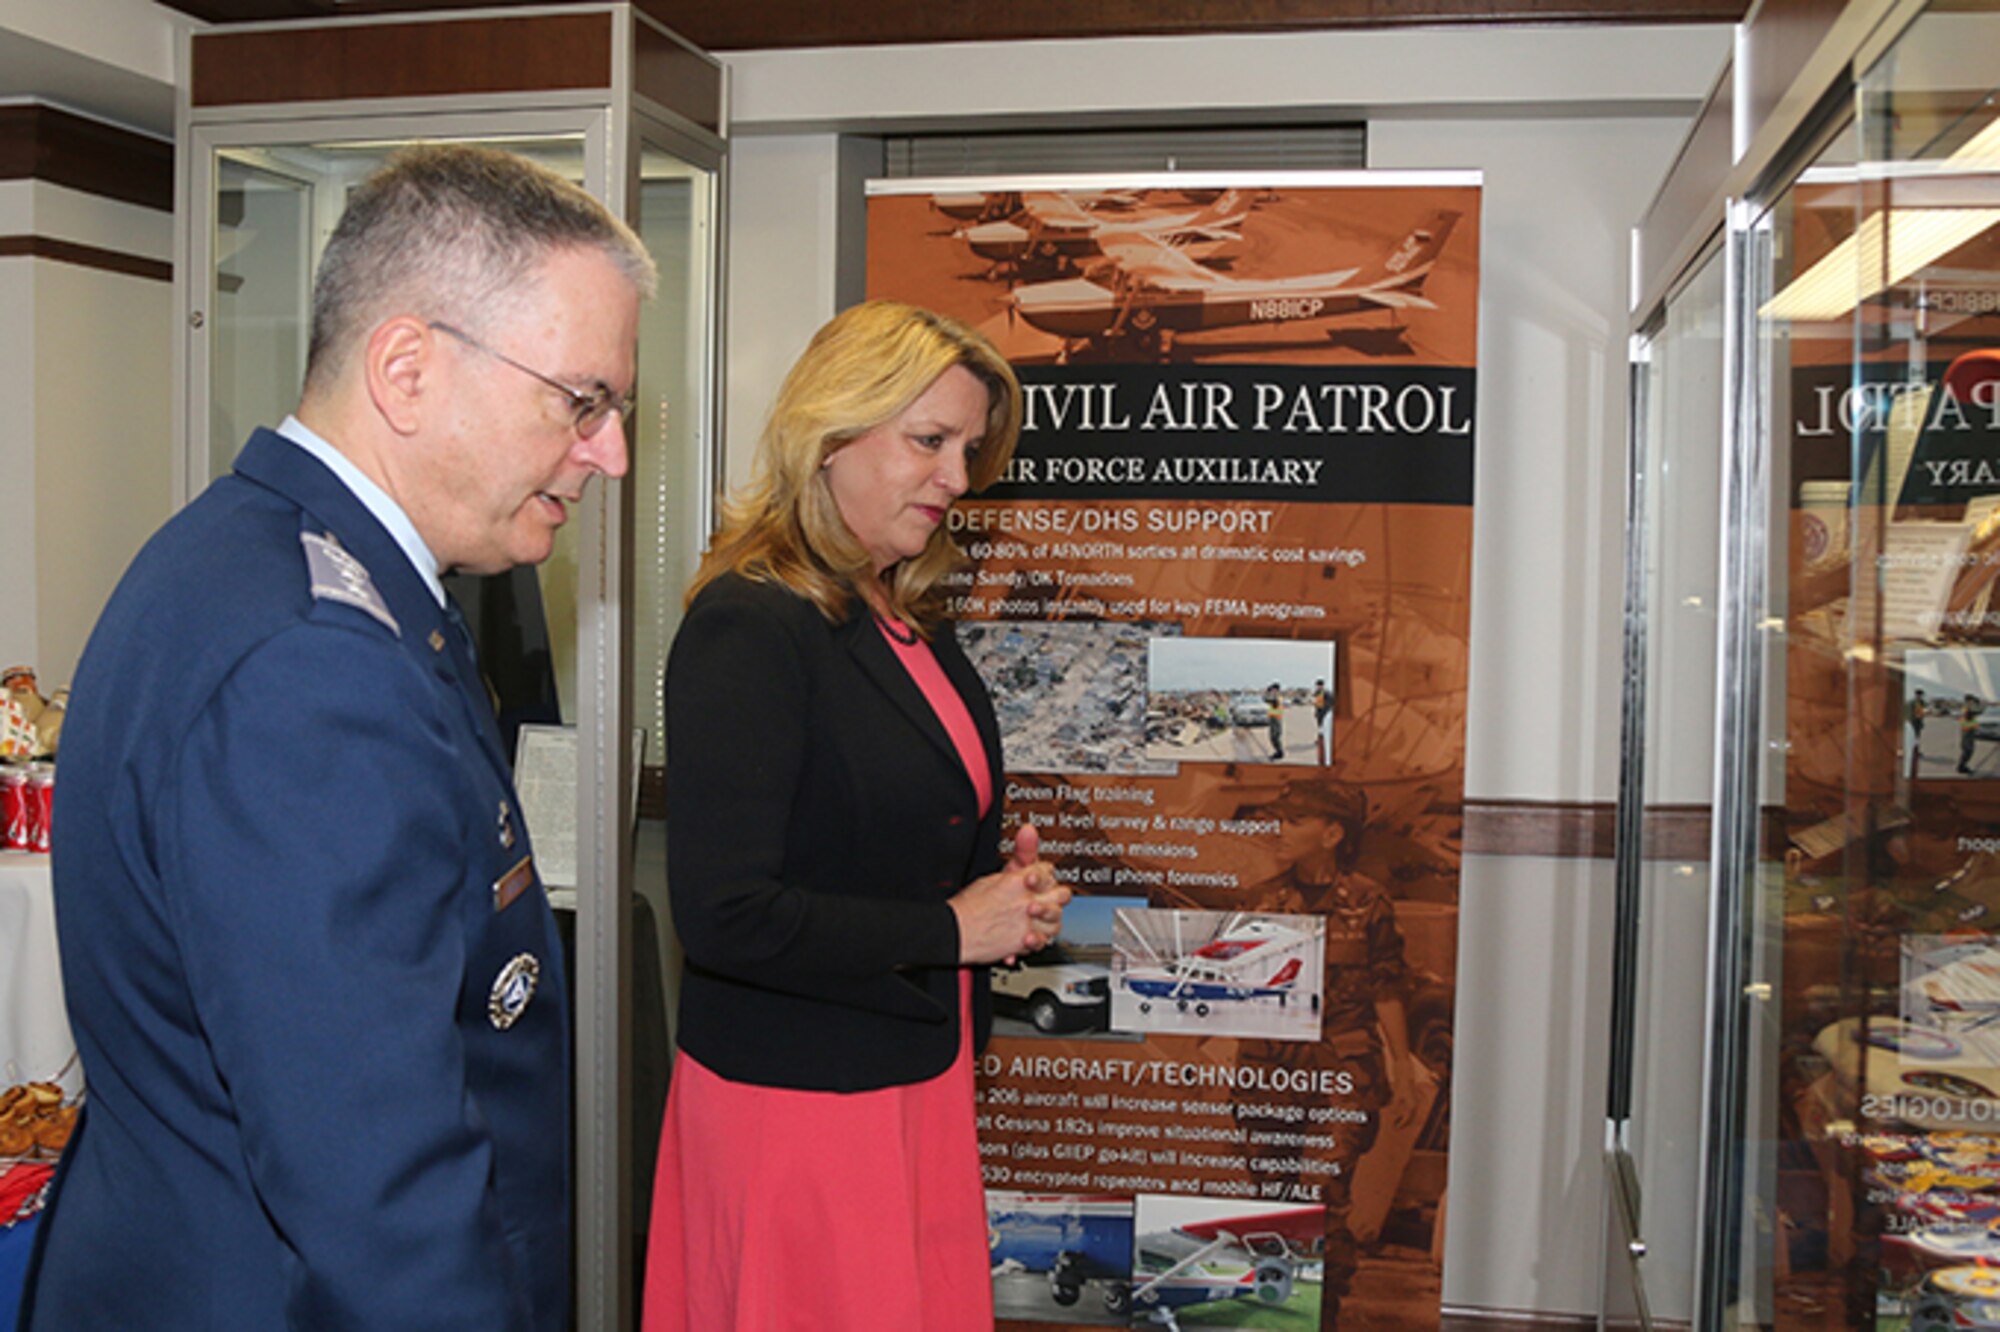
[950,823,1071,966]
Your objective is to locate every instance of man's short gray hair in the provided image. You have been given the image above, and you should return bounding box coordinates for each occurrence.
[303,143,656,392]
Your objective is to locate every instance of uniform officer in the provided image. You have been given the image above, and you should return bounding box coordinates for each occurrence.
[1232,781,1419,1323]
[1313,677,1333,766]
[24,145,654,1331]
[1961,694,1987,775]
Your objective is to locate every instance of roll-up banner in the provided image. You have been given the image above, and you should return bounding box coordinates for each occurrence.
[867,171,1479,1331]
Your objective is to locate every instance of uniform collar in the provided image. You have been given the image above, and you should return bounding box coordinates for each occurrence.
[232,428,440,642]
[275,416,445,608]
[233,427,513,774]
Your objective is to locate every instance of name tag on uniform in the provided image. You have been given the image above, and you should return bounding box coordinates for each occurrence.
[493,855,536,913]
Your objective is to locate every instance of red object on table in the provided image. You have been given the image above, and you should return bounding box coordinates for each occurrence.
[24,771,50,854]
[0,771,25,852]
[0,1161,53,1225]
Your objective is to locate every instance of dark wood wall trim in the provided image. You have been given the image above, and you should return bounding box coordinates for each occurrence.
[1461,799,1715,860]
[1441,1307,1602,1331]
[1464,799,1616,858]
[159,0,1751,50]
[0,236,173,283]
[191,12,614,108]
[1639,802,1714,862]
[1442,1303,1685,1330]
[0,106,173,214]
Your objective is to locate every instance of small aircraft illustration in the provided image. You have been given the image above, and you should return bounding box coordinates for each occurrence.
[987,1192,1135,1314]
[1129,1204,1325,1330]
[956,190,1249,281]
[933,188,1144,225]
[931,190,1023,224]
[1008,208,1462,360]
[1121,917,1317,1018]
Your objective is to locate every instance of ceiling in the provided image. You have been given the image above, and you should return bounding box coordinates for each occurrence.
[3,0,1745,140]
[151,0,1751,51]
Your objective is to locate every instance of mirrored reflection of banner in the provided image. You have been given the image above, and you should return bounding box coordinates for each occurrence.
[867,172,1479,1332]
[1774,168,2000,1327]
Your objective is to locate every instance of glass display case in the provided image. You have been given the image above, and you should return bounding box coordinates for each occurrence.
[176,9,723,1328]
[1611,241,1729,1330]
[1614,2,2000,1326]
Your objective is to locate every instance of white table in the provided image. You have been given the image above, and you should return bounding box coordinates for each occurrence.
[0,855,76,1093]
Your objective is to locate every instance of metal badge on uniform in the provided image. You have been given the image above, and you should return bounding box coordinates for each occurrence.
[497,800,517,850]
[300,531,399,635]
[489,953,540,1030]
[493,854,534,913]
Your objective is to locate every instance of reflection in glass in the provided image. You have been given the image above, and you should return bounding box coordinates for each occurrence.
[211,155,311,481]
[1622,248,1728,1328]
[633,147,715,782]
[630,136,718,1176]
[206,136,590,486]
[1743,10,2000,1328]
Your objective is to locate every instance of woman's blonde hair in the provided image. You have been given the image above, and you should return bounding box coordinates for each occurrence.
[687,300,1023,632]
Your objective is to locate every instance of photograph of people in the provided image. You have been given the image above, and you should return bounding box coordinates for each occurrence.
[1314,677,1334,766]
[1909,686,1928,780]
[1144,637,1335,767]
[1905,649,2000,780]
[1963,694,1987,775]
[644,300,1070,1331]
[1233,781,1424,1321]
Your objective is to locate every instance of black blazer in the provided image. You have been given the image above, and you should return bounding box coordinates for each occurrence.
[665,572,1002,1091]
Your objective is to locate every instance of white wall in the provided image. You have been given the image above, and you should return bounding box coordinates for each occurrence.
[0,177,174,692]
[722,134,850,480]
[0,0,180,686]
[0,0,174,78]
[717,22,1732,1321]
[0,201,36,673]
[1372,111,1696,804]
[1451,851,1620,1316]
[0,0,178,136]
[33,234,174,691]
[1371,110,1701,1320]
[722,24,1731,129]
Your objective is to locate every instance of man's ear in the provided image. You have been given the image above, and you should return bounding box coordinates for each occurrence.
[364,317,433,437]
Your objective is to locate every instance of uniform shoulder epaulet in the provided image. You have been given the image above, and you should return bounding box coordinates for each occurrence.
[300,530,400,636]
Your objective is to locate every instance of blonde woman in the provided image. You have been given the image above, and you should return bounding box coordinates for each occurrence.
[644,301,1068,1330]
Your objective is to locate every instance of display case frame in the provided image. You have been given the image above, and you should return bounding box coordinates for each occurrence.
[1612,0,2000,1326]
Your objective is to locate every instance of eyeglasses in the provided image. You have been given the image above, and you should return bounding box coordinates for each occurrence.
[429,321,635,437]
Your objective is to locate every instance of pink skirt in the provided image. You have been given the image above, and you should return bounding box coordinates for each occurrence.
[642,974,991,1331]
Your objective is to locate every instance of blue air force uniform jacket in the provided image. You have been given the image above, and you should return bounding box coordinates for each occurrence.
[24,429,570,1331]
